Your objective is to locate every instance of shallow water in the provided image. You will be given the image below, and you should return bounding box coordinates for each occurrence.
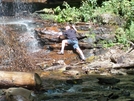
[38,71,134,101]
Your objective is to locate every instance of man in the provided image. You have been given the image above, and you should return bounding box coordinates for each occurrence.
[57,25,86,61]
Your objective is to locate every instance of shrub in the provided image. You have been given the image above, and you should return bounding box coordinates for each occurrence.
[53,0,97,23]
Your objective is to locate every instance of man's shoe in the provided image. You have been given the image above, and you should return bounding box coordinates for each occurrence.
[57,51,64,55]
[81,56,86,61]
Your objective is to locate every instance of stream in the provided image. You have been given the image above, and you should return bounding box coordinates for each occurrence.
[39,73,134,101]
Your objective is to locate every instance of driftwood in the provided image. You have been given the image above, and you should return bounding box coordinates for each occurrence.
[0,71,42,89]
[126,41,134,53]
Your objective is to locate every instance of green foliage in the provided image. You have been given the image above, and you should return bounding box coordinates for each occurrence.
[92,0,134,47]
[124,1,134,26]
[79,0,97,22]
[125,21,134,42]
[98,0,130,15]
[102,0,120,14]
[114,21,134,47]
[103,40,116,48]
[54,2,80,22]
[40,14,55,20]
[85,33,95,39]
[53,0,97,23]
[115,27,128,46]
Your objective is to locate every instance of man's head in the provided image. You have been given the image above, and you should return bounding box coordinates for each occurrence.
[65,26,70,30]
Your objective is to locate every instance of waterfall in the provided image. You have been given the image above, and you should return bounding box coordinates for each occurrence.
[0,0,47,70]
[12,0,33,16]
[0,0,41,53]
[0,0,3,16]
[1,0,33,16]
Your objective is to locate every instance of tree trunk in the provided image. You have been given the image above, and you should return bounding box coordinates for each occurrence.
[0,71,42,89]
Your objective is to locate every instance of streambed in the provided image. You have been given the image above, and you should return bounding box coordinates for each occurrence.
[39,71,134,101]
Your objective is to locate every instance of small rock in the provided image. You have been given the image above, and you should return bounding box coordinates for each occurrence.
[63,70,80,76]
[5,87,37,101]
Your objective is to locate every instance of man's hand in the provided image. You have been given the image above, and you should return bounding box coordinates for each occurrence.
[57,32,63,37]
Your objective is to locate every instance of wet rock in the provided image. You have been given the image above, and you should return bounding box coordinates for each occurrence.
[82,60,113,72]
[108,93,119,99]
[121,90,130,96]
[97,77,120,85]
[40,26,61,35]
[97,94,109,101]
[44,65,66,71]
[66,79,83,85]
[93,48,108,56]
[35,25,93,49]
[110,69,127,75]
[127,70,134,75]
[35,26,62,44]
[4,87,37,101]
[110,55,125,64]
[99,13,125,26]
[97,33,115,42]
[63,70,80,76]
[92,26,114,35]
[85,55,95,62]
[82,36,96,45]
[36,61,50,70]
[78,41,94,49]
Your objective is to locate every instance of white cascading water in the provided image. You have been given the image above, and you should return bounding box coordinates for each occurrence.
[0,0,41,53]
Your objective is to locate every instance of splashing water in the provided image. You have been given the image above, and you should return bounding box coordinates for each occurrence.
[0,0,42,70]
[0,0,41,53]
[0,17,41,53]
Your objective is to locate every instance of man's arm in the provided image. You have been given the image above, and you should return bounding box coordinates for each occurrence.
[72,25,77,32]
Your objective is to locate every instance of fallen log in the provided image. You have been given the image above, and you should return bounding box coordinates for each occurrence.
[0,71,42,89]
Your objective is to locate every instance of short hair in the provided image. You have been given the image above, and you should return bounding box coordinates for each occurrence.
[65,26,70,30]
